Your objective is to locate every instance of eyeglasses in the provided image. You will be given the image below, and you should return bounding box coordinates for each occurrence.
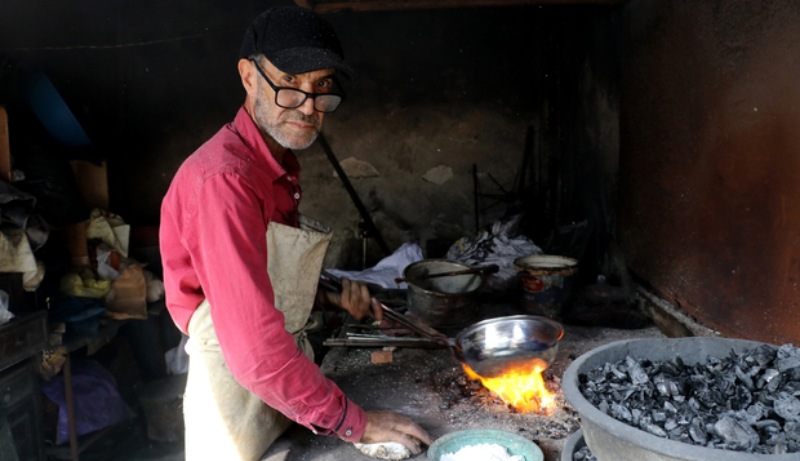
[251,59,344,113]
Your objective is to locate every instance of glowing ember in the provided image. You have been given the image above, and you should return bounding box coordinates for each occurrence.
[463,362,555,413]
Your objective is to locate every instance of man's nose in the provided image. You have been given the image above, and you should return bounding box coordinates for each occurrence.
[298,96,316,115]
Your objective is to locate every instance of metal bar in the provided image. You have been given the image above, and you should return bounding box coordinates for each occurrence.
[324,337,443,348]
[379,304,449,343]
[345,333,441,342]
[320,271,448,343]
[317,133,391,256]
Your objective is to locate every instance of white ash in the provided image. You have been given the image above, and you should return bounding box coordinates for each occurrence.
[440,443,524,461]
[578,343,800,455]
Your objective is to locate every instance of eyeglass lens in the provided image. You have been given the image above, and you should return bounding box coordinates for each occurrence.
[276,89,341,113]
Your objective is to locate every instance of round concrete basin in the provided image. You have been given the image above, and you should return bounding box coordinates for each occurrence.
[562,337,798,461]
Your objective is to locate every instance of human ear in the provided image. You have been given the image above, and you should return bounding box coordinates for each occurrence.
[238,58,258,96]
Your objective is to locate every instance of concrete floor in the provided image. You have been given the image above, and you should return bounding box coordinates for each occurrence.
[60,294,669,461]
[47,420,184,461]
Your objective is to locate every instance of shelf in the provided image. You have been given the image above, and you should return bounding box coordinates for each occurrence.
[0,311,46,375]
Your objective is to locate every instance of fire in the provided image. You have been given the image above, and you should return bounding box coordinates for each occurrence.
[463,362,556,413]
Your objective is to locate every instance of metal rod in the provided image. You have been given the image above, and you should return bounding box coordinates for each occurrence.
[395,264,499,283]
[317,133,391,257]
[320,271,449,344]
[324,337,443,348]
[379,304,448,343]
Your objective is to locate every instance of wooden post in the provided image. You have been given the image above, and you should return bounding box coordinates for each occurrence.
[0,107,11,183]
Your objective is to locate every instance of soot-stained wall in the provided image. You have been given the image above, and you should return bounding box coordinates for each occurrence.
[1,1,620,273]
[619,0,800,344]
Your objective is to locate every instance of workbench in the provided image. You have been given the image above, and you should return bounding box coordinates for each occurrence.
[44,319,127,461]
[262,322,666,461]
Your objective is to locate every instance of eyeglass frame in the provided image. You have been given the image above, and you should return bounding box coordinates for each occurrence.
[250,58,345,113]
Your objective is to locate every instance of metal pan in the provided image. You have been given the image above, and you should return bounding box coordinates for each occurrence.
[320,272,564,378]
[381,304,563,378]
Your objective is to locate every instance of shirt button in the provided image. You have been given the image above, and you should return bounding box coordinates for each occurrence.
[293,193,301,199]
[345,429,352,437]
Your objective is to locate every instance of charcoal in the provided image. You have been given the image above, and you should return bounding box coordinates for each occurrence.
[631,407,642,426]
[663,418,678,431]
[784,421,800,442]
[654,376,670,397]
[688,417,707,444]
[730,384,753,409]
[755,419,781,431]
[663,401,678,414]
[735,365,754,390]
[610,364,628,380]
[586,365,609,384]
[751,345,778,367]
[611,402,633,422]
[621,387,637,402]
[773,393,800,421]
[757,368,781,390]
[578,343,800,454]
[573,445,598,461]
[777,344,800,372]
[642,420,668,438]
[714,414,759,449]
[717,372,737,397]
[769,436,789,455]
[625,356,650,385]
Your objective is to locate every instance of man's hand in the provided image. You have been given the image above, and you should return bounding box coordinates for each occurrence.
[361,410,434,455]
[320,278,383,322]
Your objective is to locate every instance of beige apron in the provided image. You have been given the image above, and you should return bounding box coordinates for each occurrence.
[183,216,332,461]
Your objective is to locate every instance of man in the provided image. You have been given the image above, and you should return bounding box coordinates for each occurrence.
[159,6,432,460]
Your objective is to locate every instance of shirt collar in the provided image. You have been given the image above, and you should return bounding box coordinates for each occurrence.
[233,106,300,181]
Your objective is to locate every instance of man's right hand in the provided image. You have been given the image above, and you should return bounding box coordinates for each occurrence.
[361,410,434,455]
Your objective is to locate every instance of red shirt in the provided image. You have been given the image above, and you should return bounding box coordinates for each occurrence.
[159,106,366,442]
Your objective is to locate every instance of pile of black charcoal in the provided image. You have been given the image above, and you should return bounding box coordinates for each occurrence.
[572,445,598,460]
[578,343,800,455]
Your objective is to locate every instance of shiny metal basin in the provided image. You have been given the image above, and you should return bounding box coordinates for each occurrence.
[454,315,564,378]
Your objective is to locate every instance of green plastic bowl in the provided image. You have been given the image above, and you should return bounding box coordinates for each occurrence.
[427,429,544,461]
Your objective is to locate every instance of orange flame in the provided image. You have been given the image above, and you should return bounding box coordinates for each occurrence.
[463,362,555,413]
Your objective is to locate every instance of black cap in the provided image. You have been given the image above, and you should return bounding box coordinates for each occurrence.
[239,6,355,80]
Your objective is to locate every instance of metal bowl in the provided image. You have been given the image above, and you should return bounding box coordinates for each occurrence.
[427,428,544,461]
[454,315,564,378]
[403,259,484,330]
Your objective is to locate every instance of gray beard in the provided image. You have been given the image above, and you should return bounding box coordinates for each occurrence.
[254,89,320,151]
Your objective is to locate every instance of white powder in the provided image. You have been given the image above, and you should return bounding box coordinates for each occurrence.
[439,443,525,461]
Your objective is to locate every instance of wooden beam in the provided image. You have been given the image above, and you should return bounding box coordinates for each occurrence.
[301,0,625,13]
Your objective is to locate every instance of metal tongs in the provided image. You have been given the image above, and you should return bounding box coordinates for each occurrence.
[319,271,450,347]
